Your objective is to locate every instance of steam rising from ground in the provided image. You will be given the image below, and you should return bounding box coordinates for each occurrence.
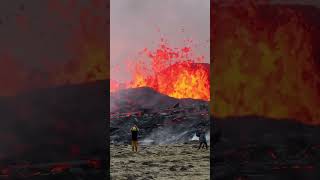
[191,132,210,142]
[141,130,210,145]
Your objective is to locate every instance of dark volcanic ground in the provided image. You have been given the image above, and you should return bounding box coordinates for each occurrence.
[213,116,320,179]
[110,87,210,145]
[110,87,208,113]
[0,80,108,179]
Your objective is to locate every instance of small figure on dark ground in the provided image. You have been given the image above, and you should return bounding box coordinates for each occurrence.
[130,124,139,152]
[197,128,208,150]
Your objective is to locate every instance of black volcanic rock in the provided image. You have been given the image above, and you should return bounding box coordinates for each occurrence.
[110,87,209,144]
[213,116,320,179]
[110,87,207,113]
[214,116,320,148]
[0,80,108,164]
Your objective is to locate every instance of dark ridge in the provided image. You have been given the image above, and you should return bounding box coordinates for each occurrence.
[111,86,207,113]
[212,115,320,179]
[213,115,320,146]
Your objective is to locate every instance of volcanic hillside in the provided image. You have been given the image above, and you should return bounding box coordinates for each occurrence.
[212,2,320,178]
[0,80,108,164]
[110,87,208,113]
[110,87,209,145]
[213,116,320,179]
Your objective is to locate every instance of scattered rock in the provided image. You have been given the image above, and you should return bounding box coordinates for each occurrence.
[126,175,137,180]
[142,161,152,166]
[161,160,170,163]
[141,176,154,180]
[169,166,178,171]
[111,144,209,179]
[180,166,188,171]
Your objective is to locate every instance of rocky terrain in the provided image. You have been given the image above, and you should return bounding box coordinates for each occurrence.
[213,116,320,179]
[110,87,208,113]
[110,142,210,180]
[110,87,210,145]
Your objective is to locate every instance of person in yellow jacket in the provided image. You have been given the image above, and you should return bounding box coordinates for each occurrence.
[130,124,139,152]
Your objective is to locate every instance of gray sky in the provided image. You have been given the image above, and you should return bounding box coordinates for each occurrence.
[111,0,210,82]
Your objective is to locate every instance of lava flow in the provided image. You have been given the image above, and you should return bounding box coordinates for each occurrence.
[111,39,210,101]
[212,0,320,125]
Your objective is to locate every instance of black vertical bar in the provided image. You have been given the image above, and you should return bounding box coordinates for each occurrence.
[210,0,214,179]
[106,0,110,179]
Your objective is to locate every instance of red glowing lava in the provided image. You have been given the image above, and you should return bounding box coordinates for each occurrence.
[111,39,210,101]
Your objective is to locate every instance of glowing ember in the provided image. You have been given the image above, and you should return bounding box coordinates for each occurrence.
[111,39,210,101]
[212,1,320,125]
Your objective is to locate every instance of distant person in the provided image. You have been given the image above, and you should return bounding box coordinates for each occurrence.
[130,124,139,152]
[198,128,208,150]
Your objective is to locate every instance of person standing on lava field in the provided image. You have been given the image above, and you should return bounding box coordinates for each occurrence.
[198,128,208,150]
[130,124,139,152]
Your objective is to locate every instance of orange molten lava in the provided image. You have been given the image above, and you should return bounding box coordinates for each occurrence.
[212,0,320,125]
[111,40,210,101]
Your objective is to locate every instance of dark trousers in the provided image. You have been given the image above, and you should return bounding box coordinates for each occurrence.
[199,141,208,149]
